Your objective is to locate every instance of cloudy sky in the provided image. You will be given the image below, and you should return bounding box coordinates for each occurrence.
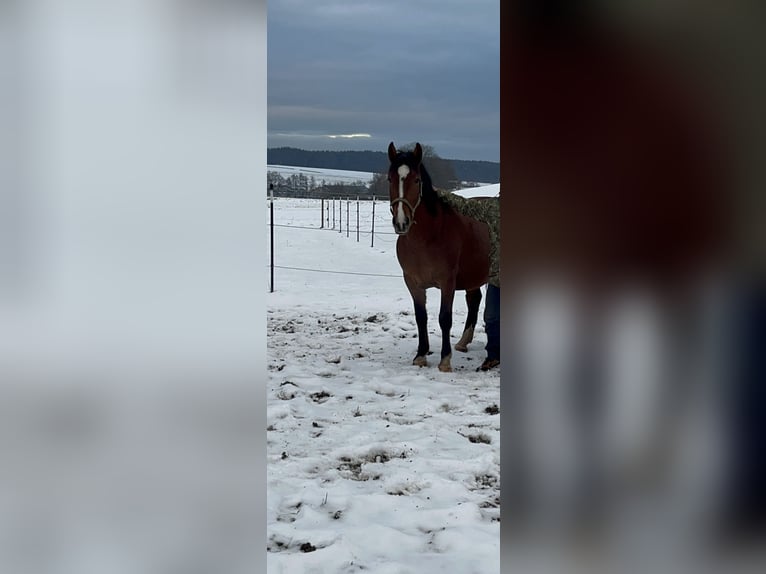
[268,0,499,162]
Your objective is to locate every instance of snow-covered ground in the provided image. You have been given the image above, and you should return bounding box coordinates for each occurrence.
[264,174,730,573]
[266,195,500,573]
[268,165,375,185]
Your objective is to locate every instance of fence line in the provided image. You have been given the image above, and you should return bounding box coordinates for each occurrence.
[270,186,281,291]
[272,223,339,231]
[268,196,404,290]
[269,223,399,236]
[273,265,401,278]
[269,209,398,234]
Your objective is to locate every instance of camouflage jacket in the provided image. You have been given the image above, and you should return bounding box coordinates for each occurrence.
[436,189,500,287]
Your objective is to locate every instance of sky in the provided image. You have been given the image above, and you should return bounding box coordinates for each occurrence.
[268,0,500,162]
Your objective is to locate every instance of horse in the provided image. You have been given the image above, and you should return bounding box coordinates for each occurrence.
[387,142,491,372]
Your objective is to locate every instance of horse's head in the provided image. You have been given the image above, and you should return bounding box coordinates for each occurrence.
[387,141,424,235]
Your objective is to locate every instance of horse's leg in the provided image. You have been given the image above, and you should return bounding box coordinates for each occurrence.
[438,284,456,372]
[406,279,429,366]
[455,288,483,352]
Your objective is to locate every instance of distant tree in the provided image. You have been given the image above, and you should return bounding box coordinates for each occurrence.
[267,171,286,194]
[369,143,460,196]
[370,172,389,197]
[268,147,499,183]
[396,143,460,190]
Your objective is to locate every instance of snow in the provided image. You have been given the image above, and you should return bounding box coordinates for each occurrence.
[266,164,501,198]
[264,173,730,573]
[267,195,500,573]
[453,183,499,198]
[268,164,375,185]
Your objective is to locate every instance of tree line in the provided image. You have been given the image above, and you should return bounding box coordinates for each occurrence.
[267,147,499,184]
[267,171,370,199]
[368,143,462,195]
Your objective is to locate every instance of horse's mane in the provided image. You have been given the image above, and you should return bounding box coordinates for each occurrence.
[393,152,443,217]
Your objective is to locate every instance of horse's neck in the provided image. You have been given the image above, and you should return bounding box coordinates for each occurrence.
[408,200,443,241]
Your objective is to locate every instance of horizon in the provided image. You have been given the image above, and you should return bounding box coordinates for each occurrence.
[268,0,499,163]
[267,145,501,164]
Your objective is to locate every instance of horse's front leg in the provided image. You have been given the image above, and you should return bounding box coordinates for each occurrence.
[405,278,429,367]
[438,284,456,372]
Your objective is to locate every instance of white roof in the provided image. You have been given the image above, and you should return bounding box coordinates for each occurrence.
[452,183,499,199]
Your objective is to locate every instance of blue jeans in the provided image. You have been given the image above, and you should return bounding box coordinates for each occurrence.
[726,279,766,531]
[484,284,500,361]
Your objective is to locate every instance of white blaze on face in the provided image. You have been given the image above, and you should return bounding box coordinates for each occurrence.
[396,165,410,226]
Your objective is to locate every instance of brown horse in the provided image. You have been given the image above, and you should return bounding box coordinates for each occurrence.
[387,142,491,372]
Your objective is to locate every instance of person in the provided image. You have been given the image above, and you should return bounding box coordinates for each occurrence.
[435,188,500,371]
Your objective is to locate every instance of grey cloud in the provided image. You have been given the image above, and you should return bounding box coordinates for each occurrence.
[268,0,499,161]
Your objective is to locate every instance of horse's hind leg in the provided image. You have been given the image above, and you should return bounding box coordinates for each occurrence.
[438,286,456,372]
[455,288,483,352]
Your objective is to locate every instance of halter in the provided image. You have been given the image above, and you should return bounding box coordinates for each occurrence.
[389,169,423,224]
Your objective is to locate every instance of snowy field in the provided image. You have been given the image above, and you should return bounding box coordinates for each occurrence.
[268,164,375,185]
[266,164,500,194]
[264,173,731,573]
[266,190,500,573]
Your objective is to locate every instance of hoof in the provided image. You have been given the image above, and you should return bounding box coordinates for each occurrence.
[438,354,452,372]
[413,355,428,367]
[455,327,474,353]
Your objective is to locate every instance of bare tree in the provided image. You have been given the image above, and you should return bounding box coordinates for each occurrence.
[370,172,389,197]
[396,143,460,190]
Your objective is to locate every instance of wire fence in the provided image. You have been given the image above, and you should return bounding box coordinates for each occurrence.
[273,265,402,278]
[267,196,404,291]
[272,223,338,231]
[268,198,399,234]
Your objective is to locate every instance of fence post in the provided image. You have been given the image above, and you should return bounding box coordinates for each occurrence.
[269,184,274,293]
[371,196,375,248]
[321,198,324,228]
[356,196,359,242]
[332,197,335,229]
[338,197,342,233]
[346,200,350,237]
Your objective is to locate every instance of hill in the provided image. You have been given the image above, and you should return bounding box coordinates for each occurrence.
[267,147,500,184]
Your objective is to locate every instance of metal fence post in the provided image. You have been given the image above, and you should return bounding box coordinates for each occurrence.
[356,197,359,242]
[371,196,375,248]
[269,184,274,293]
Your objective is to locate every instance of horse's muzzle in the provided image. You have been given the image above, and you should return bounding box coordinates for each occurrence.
[392,218,411,235]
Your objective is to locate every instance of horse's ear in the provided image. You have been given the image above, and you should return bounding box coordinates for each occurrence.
[413,142,423,163]
[388,142,397,163]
